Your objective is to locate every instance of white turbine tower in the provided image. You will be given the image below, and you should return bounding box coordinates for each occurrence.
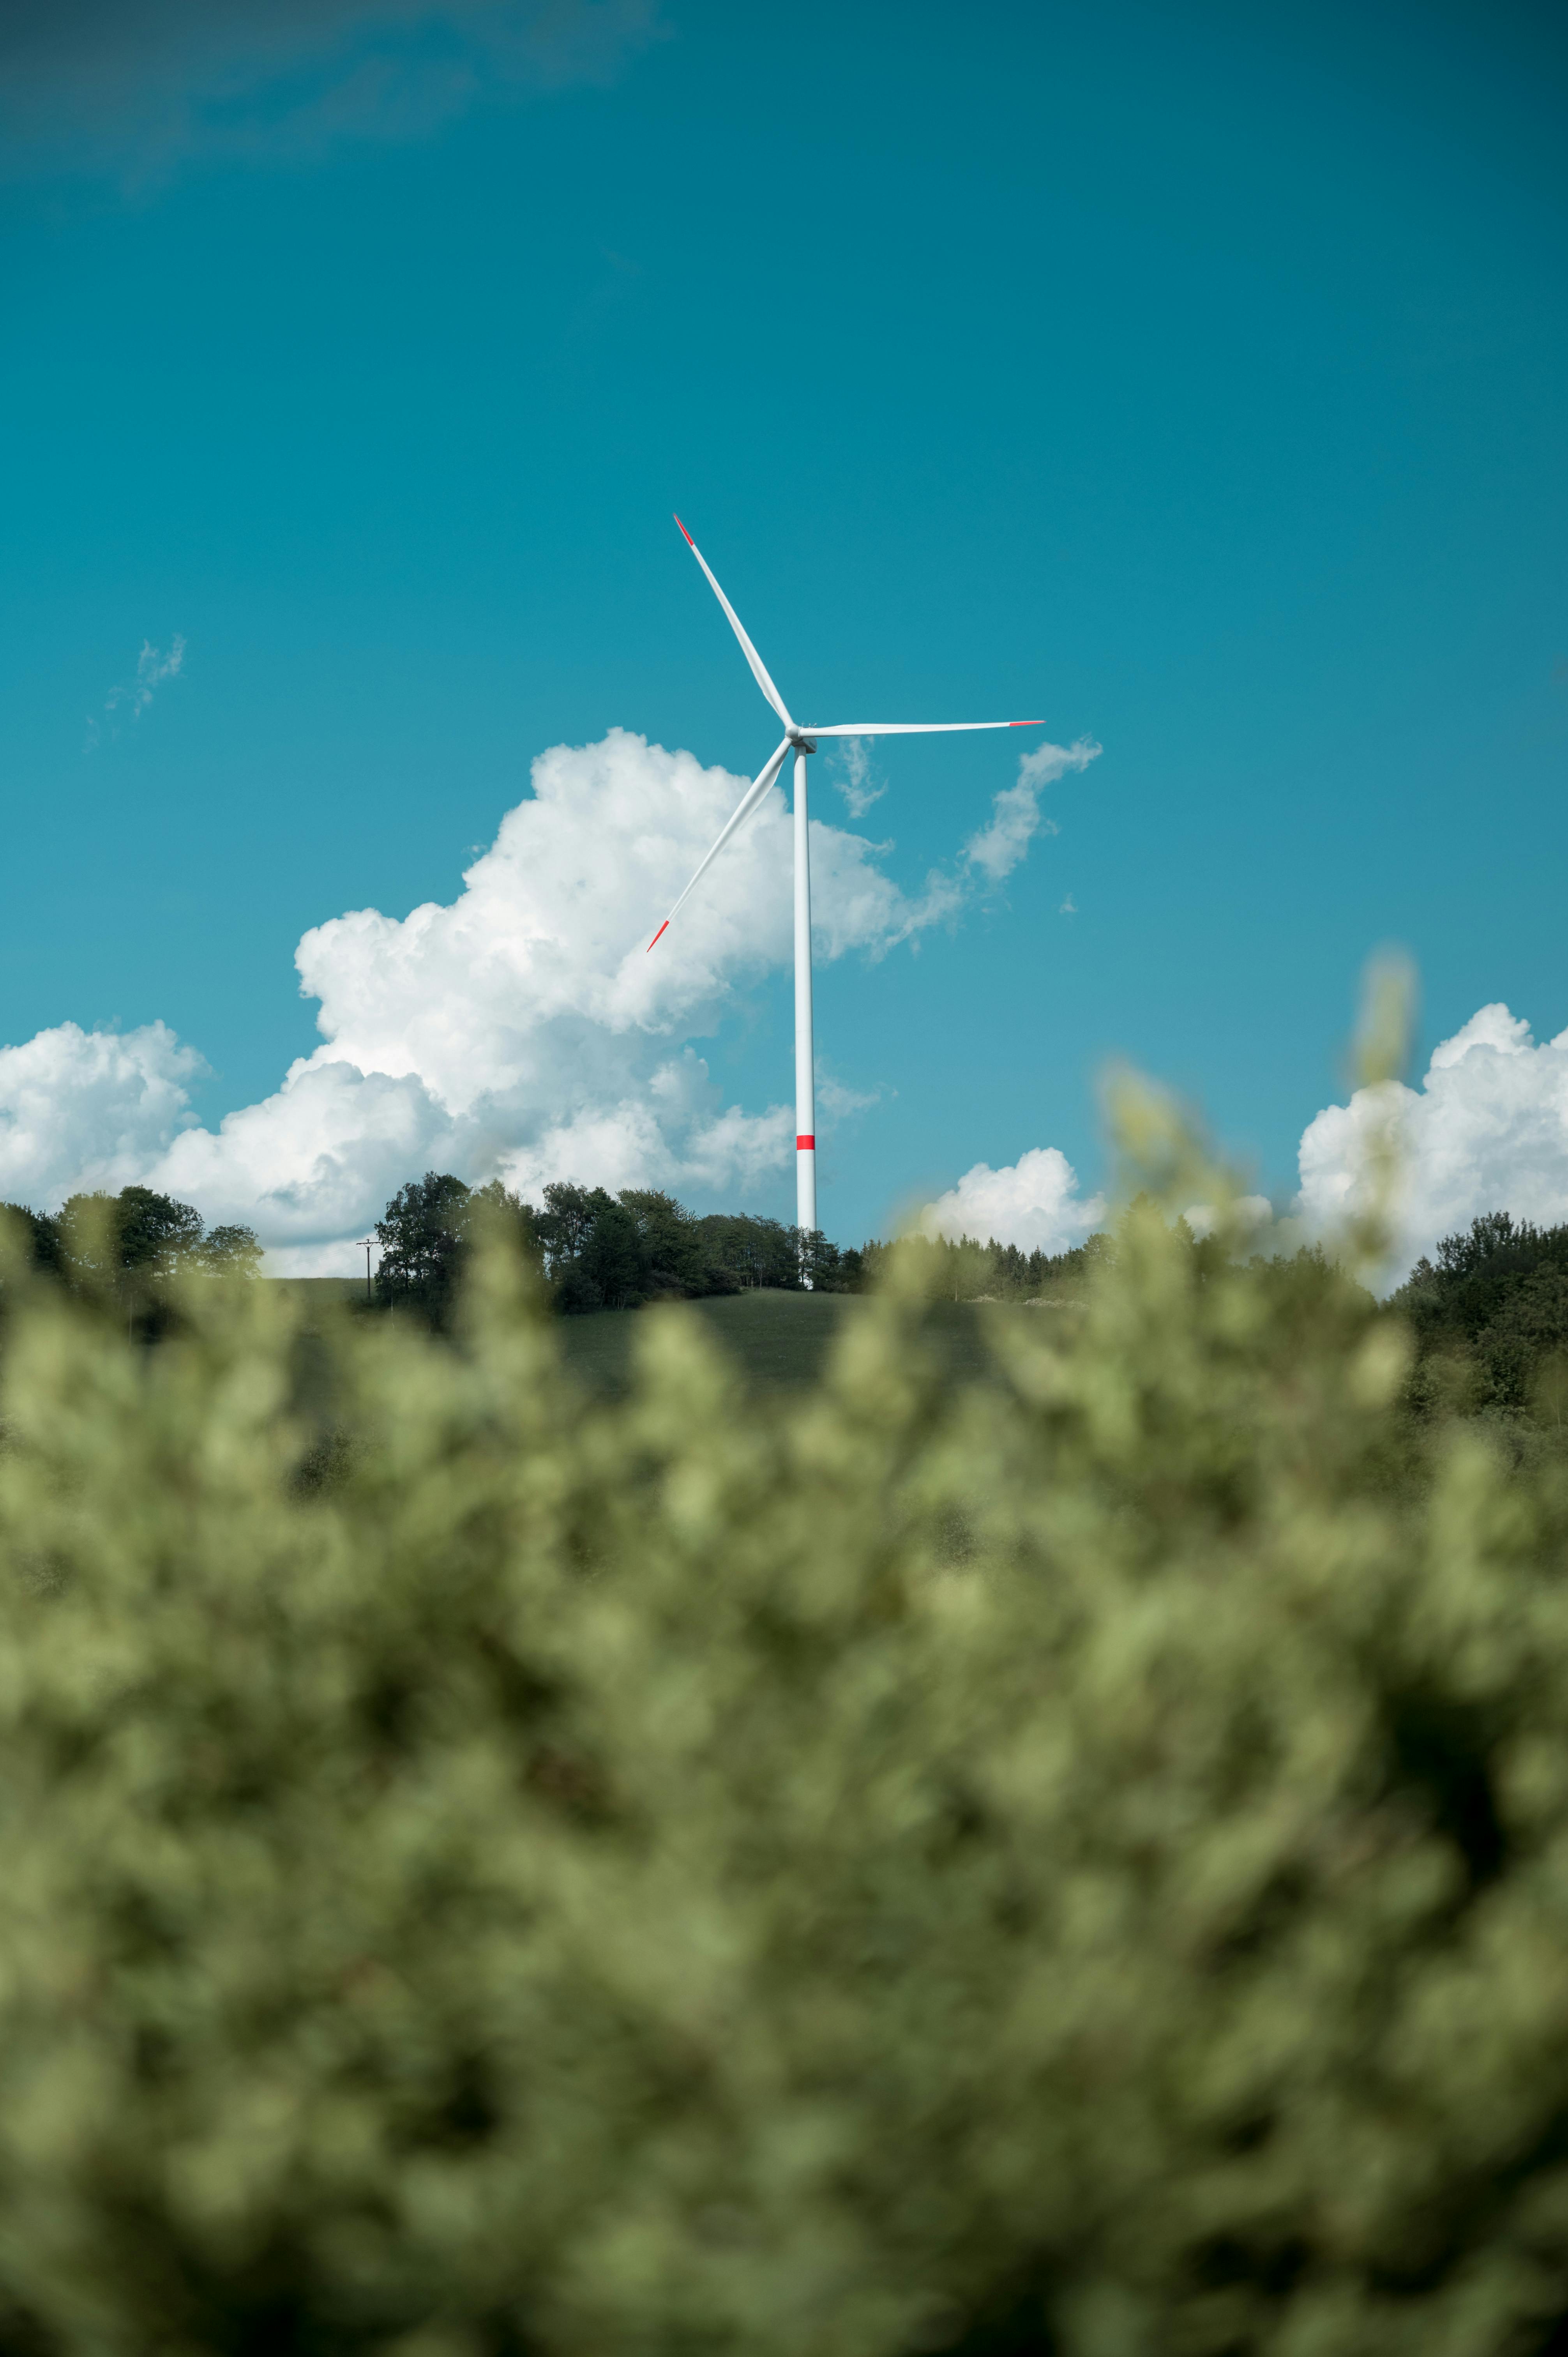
[648,515,1045,1249]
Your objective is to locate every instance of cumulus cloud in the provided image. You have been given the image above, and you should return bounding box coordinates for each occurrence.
[921,1146,1106,1256]
[0,0,663,180]
[0,728,1069,1270]
[904,1000,1568,1288]
[1183,1195,1273,1242]
[1296,1003,1568,1280]
[963,736,1100,883]
[0,1021,205,1205]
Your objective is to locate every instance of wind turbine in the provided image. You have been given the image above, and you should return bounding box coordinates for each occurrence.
[648,515,1045,1246]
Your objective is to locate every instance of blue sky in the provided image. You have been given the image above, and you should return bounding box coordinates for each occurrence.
[2,0,1565,1257]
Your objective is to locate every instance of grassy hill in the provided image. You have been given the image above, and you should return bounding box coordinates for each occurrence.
[556,1290,1052,1394]
[262,1280,1060,1392]
[265,1277,367,1309]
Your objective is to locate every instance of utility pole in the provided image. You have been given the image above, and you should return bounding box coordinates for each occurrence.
[355,1239,376,1305]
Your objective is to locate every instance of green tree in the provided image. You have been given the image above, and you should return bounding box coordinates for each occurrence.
[55,1187,212,1323]
[1392,1212,1568,1421]
[1436,1208,1534,1281]
[113,1184,205,1275]
[374,1171,472,1320]
[533,1181,605,1272]
[618,1189,710,1295]
[798,1227,862,1292]
[0,1193,258,1316]
[696,1212,801,1292]
[1474,1262,1568,1408]
[0,1203,62,1276]
[465,1180,542,1272]
[946,1233,994,1299]
[199,1223,263,1277]
[580,1196,648,1309]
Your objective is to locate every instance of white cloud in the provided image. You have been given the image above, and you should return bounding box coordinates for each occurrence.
[1296,1003,1568,1279]
[963,736,1100,884]
[829,737,887,820]
[110,635,186,720]
[932,998,1568,1285]
[922,1146,1105,1256]
[0,1021,205,1206]
[1183,1194,1273,1242]
[0,728,1067,1269]
[88,635,186,747]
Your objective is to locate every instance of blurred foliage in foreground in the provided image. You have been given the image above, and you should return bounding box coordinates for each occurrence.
[3,1154,1568,2357]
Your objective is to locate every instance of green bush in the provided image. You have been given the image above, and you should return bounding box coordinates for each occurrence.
[0,1159,1567,2357]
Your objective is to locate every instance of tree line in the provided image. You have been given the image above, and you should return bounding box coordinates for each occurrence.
[1,1186,260,1298]
[372,1173,865,1320]
[370,1170,1127,1322]
[5,1177,1566,1427]
[1393,1210,1568,1424]
[0,1169,1097,1325]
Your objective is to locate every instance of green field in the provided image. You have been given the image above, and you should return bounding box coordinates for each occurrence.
[265,1277,368,1309]
[554,1288,1043,1393]
[262,1280,1052,1392]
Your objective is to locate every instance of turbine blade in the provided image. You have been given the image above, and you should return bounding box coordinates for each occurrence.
[674,516,794,729]
[804,720,1046,736]
[646,737,791,951]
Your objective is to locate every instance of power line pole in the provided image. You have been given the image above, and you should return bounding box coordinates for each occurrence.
[355,1239,376,1306]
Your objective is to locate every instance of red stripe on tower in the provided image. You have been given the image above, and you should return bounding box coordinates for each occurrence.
[796,1135,815,1149]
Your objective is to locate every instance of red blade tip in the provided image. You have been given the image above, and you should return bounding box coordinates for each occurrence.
[673,515,695,547]
[1009,718,1046,727]
[647,920,670,953]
